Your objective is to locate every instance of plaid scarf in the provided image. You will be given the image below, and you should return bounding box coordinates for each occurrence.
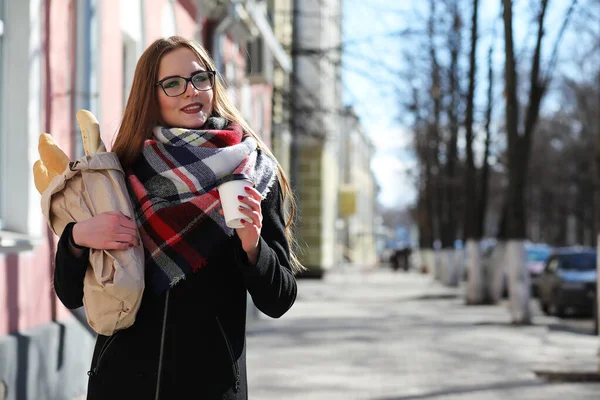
[127,117,278,294]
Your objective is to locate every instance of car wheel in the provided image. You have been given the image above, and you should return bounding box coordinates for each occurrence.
[549,291,565,317]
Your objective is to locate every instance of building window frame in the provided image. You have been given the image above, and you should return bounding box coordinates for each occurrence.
[0,0,44,247]
[0,0,5,231]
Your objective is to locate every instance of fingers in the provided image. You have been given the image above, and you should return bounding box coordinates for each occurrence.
[119,218,138,232]
[238,194,260,212]
[104,241,134,251]
[237,194,262,227]
[82,211,140,249]
[114,233,140,246]
[111,215,139,244]
[105,210,133,220]
[102,231,139,250]
[104,211,137,230]
[239,206,261,227]
[105,210,125,216]
[244,185,262,201]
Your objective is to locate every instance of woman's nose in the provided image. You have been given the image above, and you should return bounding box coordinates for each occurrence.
[185,80,199,96]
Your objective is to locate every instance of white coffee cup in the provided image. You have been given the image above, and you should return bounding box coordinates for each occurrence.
[217,179,253,228]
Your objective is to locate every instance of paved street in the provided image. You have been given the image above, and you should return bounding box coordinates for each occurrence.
[246,266,600,399]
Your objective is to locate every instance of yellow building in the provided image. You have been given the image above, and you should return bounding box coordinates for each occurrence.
[339,107,378,266]
[290,0,343,277]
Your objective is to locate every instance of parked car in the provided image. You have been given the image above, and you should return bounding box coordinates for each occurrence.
[475,241,549,299]
[525,243,553,297]
[537,248,597,317]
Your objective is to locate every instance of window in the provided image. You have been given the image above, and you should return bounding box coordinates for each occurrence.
[253,96,264,139]
[121,0,143,119]
[559,253,597,271]
[225,61,238,105]
[122,36,137,106]
[246,39,264,75]
[161,1,176,37]
[1,0,43,237]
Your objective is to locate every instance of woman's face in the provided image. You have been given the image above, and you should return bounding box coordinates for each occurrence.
[156,47,215,128]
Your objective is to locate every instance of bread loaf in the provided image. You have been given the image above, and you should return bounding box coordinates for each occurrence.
[76,109,102,155]
[33,160,59,195]
[38,133,70,174]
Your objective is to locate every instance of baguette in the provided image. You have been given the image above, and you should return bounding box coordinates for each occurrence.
[76,109,102,155]
[38,133,70,174]
[33,160,59,194]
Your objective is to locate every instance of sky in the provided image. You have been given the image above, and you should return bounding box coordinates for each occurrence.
[341,0,587,209]
[341,0,416,209]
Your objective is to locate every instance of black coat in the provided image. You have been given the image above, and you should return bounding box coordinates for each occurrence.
[53,180,297,399]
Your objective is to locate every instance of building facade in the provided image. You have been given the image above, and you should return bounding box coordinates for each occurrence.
[339,106,377,266]
[291,0,343,277]
[269,0,294,174]
[0,1,287,398]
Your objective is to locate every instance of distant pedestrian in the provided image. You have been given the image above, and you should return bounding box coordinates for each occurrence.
[53,36,302,400]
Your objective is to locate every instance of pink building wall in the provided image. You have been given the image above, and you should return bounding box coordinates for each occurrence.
[144,0,198,44]
[144,0,166,43]
[100,0,125,139]
[175,1,198,39]
[0,0,75,336]
[0,0,197,337]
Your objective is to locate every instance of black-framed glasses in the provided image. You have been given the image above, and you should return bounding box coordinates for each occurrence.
[156,70,216,97]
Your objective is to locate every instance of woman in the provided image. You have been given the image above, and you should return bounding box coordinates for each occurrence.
[53,36,302,399]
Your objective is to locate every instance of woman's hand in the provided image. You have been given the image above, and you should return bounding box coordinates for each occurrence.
[235,185,264,265]
[72,211,140,250]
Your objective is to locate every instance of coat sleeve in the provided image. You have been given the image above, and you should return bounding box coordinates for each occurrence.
[236,179,298,318]
[53,222,89,309]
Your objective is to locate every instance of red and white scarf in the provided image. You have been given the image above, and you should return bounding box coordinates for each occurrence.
[127,117,277,294]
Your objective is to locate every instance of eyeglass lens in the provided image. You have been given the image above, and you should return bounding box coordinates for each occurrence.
[161,72,214,96]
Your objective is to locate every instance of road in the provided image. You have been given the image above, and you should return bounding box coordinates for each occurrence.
[246,266,600,399]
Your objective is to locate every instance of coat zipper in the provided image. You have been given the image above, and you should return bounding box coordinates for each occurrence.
[216,317,240,393]
[87,332,120,377]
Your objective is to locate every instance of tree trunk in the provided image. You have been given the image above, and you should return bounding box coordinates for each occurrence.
[465,0,482,303]
[477,43,493,240]
[428,0,444,281]
[491,203,508,303]
[502,0,550,324]
[595,64,600,372]
[418,176,436,275]
[506,239,531,323]
[442,1,462,287]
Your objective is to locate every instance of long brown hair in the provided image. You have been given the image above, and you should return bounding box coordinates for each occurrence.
[112,36,304,274]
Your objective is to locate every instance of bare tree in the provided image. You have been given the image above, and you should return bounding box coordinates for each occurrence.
[501,0,577,324]
[464,0,484,304]
[438,0,463,287]
[478,43,494,242]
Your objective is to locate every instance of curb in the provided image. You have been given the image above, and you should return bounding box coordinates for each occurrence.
[534,370,600,382]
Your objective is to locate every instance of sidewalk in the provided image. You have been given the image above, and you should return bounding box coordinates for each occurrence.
[246,266,600,399]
